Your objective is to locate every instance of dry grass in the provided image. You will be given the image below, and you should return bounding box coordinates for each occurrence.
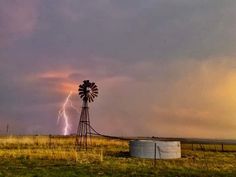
[0,135,126,147]
[0,135,127,162]
[0,135,235,177]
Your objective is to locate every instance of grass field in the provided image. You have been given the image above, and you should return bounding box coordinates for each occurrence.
[0,136,235,177]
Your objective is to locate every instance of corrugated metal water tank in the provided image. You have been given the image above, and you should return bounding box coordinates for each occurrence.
[129,140,181,159]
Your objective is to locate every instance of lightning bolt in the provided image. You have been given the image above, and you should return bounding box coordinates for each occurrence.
[57,91,79,135]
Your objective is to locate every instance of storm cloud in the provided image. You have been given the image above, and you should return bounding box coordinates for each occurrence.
[0,0,236,138]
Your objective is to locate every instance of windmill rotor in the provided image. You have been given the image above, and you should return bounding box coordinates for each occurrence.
[78,80,98,103]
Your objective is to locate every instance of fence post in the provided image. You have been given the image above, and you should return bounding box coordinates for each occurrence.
[154,143,157,167]
[49,134,52,148]
[100,148,104,162]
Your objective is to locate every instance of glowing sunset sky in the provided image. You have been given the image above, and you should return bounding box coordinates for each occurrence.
[1,0,236,138]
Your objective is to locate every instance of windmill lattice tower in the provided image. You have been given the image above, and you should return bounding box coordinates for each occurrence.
[75,80,98,150]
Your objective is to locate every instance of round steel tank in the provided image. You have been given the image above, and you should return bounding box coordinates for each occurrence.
[129,140,181,159]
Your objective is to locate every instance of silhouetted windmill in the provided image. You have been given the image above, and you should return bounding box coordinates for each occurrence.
[75,80,98,150]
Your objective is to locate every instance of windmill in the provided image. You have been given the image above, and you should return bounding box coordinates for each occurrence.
[75,80,98,150]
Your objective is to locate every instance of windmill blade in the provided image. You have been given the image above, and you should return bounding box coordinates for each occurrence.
[91,93,96,98]
[91,93,98,98]
[91,84,97,89]
[79,95,85,98]
[88,97,92,102]
[91,92,97,97]
[92,91,98,95]
[79,85,85,89]
[78,89,85,93]
[91,89,98,94]
[93,91,98,95]
[91,84,96,89]
[79,92,84,96]
[79,86,84,90]
[93,89,98,92]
